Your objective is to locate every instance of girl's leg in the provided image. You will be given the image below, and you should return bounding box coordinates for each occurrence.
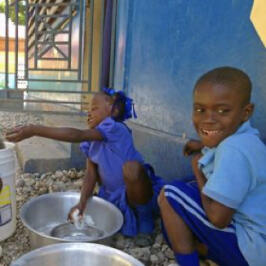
[123,161,153,205]
[123,161,154,233]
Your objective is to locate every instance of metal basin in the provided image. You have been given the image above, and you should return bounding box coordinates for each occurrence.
[20,192,123,249]
[11,243,144,266]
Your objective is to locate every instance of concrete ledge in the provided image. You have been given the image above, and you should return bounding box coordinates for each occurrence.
[16,113,87,174]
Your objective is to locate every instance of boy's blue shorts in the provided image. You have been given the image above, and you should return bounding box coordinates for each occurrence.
[162,180,248,266]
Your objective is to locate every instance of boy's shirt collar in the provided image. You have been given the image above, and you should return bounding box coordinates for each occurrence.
[198,120,259,168]
[234,120,259,136]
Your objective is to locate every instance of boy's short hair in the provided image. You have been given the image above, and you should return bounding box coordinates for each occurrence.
[194,66,252,105]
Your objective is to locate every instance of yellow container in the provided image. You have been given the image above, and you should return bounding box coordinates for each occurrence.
[0,142,16,241]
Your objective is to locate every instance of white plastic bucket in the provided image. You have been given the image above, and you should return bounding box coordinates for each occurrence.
[0,142,16,241]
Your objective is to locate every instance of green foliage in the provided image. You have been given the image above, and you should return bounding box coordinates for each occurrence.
[0,1,25,25]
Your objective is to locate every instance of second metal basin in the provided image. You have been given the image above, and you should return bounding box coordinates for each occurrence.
[11,243,144,266]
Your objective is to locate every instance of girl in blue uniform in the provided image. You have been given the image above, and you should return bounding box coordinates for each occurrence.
[6,88,164,236]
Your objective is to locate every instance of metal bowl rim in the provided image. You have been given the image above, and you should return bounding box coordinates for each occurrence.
[20,192,124,242]
[11,242,144,266]
[0,141,15,152]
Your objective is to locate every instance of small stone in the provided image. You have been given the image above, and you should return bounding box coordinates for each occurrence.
[16,179,25,187]
[150,254,159,263]
[62,170,68,175]
[52,182,65,192]
[128,247,150,262]
[155,233,164,245]
[116,238,125,249]
[39,187,48,194]
[16,195,24,202]
[157,251,165,262]
[73,180,83,189]
[77,171,84,179]
[24,178,35,186]
[22,173,32,179]
[40,174,47,180]
[22,187,31,193]
[164,247,174,260]
[68,170,77,179]
[152,242,161,249]
[33,173,40,179]
[135,234,153,247]
[62,176,69,183]
[54,171,64,179]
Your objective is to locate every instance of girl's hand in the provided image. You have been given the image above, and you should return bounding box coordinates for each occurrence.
[5,125,35,142]
[183,140,203,156]
[68,202,86,222]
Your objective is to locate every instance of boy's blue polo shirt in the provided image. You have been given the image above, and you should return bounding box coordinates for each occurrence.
[198,121,266,266]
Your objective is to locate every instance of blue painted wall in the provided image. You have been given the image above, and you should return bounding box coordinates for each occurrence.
[113,0,266,180]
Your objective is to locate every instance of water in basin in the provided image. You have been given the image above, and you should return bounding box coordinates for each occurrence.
[50,222,105,241]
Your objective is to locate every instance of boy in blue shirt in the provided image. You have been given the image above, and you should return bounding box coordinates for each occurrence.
[158,66,266,266]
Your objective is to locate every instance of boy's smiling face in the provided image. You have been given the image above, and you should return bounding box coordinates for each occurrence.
[193,81,253,148]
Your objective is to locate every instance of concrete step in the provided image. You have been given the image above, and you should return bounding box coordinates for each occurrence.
[17,113,87,174]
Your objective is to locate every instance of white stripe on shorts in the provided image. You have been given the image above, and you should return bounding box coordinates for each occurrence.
[164,185,235,233]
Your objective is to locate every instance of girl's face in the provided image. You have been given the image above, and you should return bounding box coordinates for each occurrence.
[88,94,112,128]
[193,82,253,148]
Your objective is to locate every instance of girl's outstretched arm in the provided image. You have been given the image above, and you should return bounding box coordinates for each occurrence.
[5,124,103,143]
[68,158,99,219]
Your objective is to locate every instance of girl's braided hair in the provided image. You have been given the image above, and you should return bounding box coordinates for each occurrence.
[102,88,137,122]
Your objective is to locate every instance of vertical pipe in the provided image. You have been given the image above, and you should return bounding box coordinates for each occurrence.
[34,4,38,69]
[77,0,84,81]
[15,0,19,89]
[25,0,29,82]
[98,0,105,90]
[5,0,9,90]
[68,2,73,69]
[87,0,94,91]
[109,0,117,88]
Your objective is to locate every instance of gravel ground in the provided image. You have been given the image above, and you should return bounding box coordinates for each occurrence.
[1,169,178,266]
[0,111,215,266]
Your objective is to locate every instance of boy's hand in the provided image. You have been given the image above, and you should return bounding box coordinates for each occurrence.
[191,152,202,174]
[183,139,203,156]
[5,125,34,142]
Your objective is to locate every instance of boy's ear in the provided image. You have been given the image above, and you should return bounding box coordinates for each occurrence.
[242,103,254,121]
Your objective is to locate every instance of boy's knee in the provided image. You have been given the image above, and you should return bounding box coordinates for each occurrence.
[123,161,143,182]
[158,189,168,209]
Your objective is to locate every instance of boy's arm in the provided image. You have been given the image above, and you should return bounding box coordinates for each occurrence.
[183,139,204,156]
[6,124,103,143]
[192,153,235,229]
[68,159,99,218]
